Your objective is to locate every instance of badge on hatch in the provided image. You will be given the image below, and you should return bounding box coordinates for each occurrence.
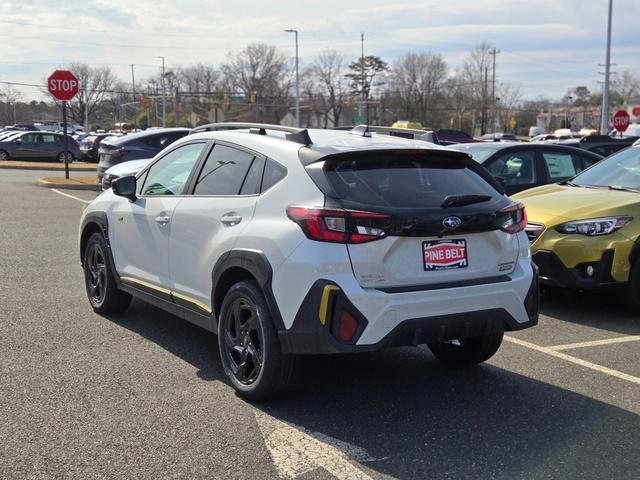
[423,239,468,271]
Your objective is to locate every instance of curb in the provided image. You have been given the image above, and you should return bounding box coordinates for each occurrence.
[37,178,102,192]
[0,164,96,172]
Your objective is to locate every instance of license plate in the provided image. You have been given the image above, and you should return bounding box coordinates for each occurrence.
[423,239,468,271]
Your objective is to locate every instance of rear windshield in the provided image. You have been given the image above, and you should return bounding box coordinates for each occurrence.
[320,151,500,209]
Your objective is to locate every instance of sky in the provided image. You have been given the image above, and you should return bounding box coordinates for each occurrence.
[0,0,638,101]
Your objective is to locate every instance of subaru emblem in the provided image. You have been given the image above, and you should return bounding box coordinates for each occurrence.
[442,216,462,229]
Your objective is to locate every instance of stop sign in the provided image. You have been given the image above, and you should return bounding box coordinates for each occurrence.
[633,106,640,117]
[613,110,630,133]
[48,70,79,101]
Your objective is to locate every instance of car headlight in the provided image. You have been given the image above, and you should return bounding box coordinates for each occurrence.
[556,216,632,236]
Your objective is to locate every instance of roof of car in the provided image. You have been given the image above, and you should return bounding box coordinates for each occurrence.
[186,126,455,164]
[105,127,190,145]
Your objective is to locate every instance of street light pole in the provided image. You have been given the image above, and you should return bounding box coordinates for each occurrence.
[285,29,300,127]
[156,56,166,128]
[600,0,613,134]
[131,64,136,130]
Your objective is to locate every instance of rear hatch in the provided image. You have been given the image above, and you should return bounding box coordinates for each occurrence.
[98,137,123,165]
[306,149,523,290]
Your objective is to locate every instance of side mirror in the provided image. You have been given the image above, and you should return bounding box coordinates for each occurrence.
[13,138,21,144]
[112,175,137,202]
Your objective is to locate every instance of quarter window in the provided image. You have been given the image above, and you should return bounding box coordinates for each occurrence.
[261,159,287,192]
[140,143,204,196]
[194,144,256,195]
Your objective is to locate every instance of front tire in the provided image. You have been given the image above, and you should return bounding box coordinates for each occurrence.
[83,232,131,314]
[428,332,504,366]
[626,258,640,313]
[0,150,9,161]
[218,280,299,400]
[57,151,74,163]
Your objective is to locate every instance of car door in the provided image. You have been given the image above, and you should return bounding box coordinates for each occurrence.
[483,148,539,195]
[13,133,38,158]
[168,142,265,316]
[109,141,207,294]
[40,133,60,160]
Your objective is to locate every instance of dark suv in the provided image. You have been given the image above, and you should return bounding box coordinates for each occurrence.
[553,135,639,157]
[97,128,189,181]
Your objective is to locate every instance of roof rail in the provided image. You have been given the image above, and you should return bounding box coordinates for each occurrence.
[189,122,312,145]
[348,125,439,144]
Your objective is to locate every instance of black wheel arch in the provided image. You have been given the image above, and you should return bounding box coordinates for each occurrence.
[211,249,285,331]
[80,212,121,287]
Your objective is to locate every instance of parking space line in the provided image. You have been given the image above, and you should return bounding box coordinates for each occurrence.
[547,336,640,351]
[51,188,91,204]
[504,336,640,385]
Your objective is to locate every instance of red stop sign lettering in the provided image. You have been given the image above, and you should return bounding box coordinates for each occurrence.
[47,70,79,101]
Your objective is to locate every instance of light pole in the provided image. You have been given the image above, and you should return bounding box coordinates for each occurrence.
[131,64,137,130]
[600,0,613,134]
[565,95,573,129]
[156,56,166,127]
[285,29,299,127]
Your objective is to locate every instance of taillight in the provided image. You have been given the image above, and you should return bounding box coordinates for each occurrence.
[286,206,391,244]
[113,149,129,158]
[500,202,527,234]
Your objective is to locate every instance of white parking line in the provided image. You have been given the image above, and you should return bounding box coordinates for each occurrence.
[504,335,640,385]
[51,188,91,204]
[253,409,378,479]
[548,336,640,351]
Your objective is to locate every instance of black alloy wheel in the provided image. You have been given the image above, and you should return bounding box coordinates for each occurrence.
[221,298,264,385]
[0,150,8,161]
[86,241,107,308]
[58,151,73,163]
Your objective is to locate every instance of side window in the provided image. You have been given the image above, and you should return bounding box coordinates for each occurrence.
[486,150,536,186]
[240,157,265,195]
[261,159,287,191]
[140,143,204,196]
[21,133,36,143]
[590,146,610,157]
[542,151,578,181]
[41,134,57,143]
[193,144,255,195]
[578,155,599,173]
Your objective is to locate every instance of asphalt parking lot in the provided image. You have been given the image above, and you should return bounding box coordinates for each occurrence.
[1,169,639,480]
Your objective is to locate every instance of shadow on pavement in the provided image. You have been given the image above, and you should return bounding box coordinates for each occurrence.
[106,299,640,480]
[540,287,640,336]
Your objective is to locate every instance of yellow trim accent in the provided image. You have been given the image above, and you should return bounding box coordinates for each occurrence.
[120,276,213,315]
[318,285,340,325]
[121,276,171,295]
[171,291,213,315]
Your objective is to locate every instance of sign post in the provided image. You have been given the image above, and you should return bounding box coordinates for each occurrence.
[48,70,79,179]
[613,110,630,135]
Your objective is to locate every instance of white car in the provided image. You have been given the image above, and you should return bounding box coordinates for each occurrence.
[101,158,153,190]
[79,123,538,399]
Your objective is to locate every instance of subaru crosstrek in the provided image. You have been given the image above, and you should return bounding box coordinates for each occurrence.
[79,123,538,399]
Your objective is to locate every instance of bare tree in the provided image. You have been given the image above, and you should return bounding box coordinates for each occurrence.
[57,63,118,129]
[221,43,291,123]
[308,50,349,127]
[496,82,521,132]
[391,52,448,126]
[612,70,640,107]
[346,55,388,123]
[462,42,493,134]
[0,84,22,124]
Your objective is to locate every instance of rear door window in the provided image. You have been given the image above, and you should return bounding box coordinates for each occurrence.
[321,151,499,209]
[193,144,256,195]
[542,151,578,181]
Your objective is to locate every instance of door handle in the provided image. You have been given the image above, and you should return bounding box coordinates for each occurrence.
[155,215,171,225]
[221,214,242,226]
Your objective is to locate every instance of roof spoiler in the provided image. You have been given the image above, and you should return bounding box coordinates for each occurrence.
[349,125,439,144]
[189,122,312,145]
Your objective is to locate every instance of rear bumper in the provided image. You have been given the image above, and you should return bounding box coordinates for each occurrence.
[533,249,622,289]
[279,273,538,355]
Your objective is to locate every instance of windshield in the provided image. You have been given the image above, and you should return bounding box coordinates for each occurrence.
[448,144,503,163]
[573,146,640,189]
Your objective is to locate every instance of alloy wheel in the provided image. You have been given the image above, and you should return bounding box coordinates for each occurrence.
[86,242,107,305]
[222,298,264,385]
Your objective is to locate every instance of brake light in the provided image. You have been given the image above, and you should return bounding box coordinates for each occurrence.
[500,202,527,234]
[113,149,129,158]
[286,206,391,244]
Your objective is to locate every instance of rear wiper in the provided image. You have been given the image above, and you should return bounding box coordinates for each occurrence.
[608,185,640,193]
[441,194,492,208]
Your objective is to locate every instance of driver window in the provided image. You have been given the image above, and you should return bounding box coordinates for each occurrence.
[140,143,204,196]
[487,150,537,186]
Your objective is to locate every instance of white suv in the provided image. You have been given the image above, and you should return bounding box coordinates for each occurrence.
[79,123,538,399]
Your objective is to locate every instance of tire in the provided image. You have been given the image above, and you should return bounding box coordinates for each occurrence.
[0,150,9,161]
[57,151,74,163]
[83,232,131,314]
[428,332,504,366]
[626,258,640,313]
[218,280,299,400]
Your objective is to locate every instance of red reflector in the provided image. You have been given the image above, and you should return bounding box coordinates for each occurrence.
[338,310,359,342]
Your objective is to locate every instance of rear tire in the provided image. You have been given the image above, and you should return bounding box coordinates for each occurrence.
[626,258,640,313]
[218,280,299,400]
[428,332,504,366]
[0,150,9,161]
[83,232,131,314]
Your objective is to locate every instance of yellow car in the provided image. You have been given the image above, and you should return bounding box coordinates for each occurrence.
[513,144,640,308]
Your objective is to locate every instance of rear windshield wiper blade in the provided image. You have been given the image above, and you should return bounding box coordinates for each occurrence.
[441,194,492,208]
